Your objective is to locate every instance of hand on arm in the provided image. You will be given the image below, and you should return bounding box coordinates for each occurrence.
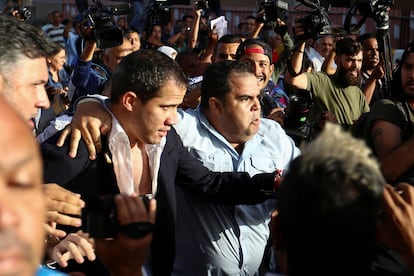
[57,100,112,159]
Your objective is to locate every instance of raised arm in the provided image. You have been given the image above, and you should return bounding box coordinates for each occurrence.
[188,5,202,50]
[284,40,308,90]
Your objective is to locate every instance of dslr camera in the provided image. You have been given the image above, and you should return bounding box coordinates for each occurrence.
[295,0,332,40]
[81,0,130,49]
[257,0,288,30]
[82,194,153,239]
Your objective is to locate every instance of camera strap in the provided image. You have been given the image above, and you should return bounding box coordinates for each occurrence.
[119,222,154,239]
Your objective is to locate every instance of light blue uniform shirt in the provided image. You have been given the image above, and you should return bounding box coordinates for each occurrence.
[173,107,300,275]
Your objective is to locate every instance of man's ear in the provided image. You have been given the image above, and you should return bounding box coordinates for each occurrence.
[334,55,340,66]
[121,91,138,111]
[208,97,223,113]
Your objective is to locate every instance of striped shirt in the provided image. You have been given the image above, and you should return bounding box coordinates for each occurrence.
[42,23,65,46]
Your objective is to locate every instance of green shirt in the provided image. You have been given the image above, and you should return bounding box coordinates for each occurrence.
[306,72,369,128]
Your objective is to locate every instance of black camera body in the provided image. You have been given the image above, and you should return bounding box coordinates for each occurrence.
[257,0,288,30]
[284,88,313,145]
[82,194,152,239]
[82,0,130,49]
[195,0,208,10]
[295,0,333,40]
[4,2,31,22]
[344,0,393,32]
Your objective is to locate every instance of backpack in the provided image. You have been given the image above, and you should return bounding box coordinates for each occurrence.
[351,100,411,155]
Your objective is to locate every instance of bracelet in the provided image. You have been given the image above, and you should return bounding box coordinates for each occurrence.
[295,48,305,53]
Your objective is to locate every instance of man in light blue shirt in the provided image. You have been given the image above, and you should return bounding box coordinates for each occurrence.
[60,60,299,275]
[173,60,300,275]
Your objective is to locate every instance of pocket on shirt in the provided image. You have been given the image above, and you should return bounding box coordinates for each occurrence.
[250,156,280,172]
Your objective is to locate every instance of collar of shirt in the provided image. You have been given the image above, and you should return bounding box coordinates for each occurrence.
[106,106,165,196]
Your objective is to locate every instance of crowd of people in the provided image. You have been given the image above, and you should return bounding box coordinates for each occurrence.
[1,1,414,276]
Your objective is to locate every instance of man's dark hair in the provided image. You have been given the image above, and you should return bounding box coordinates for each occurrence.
[235,38,273,64]
[357,33,376,44]
[110,49,187,104]
[245,15,256,21]
[200,60,255,110]
[390,41,414,101]
[0,14,59,77]
[182,15,194,22]
[212,34,243,57]
[335,37,362,56]
[277,123,384,275]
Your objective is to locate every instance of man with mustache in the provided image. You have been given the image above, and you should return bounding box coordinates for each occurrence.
[54,59,299,275]
[42,51,280,275]
[285,35,369,131]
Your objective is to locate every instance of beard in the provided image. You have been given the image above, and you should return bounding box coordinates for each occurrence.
[336,65,362,87]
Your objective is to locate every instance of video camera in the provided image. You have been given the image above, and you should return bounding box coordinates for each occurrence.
[3,1,31,22]
[257,0,288,30]
[146,0,171,26]
[344,0,394,33]
[284,88,313,145]
[82,194,153,238]
[81,0,130,49]
[295,0,333,40]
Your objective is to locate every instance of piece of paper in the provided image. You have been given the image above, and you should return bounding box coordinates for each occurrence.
[210,15,227,39]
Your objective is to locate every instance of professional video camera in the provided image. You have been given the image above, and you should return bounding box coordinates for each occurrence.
[283,88,313,145]
[257,0,289,30]
[81,0,130,49]
[3,1,31,22]
[295,0,333,40]
[344,0,393,33]
[146,0,171,26]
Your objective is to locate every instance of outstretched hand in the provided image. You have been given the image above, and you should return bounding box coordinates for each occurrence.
[44,183,85,237]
